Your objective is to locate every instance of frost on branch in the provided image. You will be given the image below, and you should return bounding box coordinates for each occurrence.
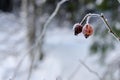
[73,13,120,41]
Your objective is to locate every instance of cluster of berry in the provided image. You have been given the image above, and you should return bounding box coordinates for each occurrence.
[73,23,93,38]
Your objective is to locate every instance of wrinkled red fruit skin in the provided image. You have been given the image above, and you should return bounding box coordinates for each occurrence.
[73,23,83,35]
[82,24,93,38]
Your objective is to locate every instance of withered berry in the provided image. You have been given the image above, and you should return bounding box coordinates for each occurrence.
[82,24,93,38]
[73,23,83,35]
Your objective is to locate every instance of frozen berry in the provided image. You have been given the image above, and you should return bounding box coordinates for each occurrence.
[82,24,93,38]
[73,23,83,35]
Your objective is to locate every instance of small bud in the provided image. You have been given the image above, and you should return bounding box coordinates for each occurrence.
[82,24,93,38]
[73,23,83,35]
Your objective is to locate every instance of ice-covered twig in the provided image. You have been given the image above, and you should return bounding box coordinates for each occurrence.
[79,60,102,80]
[80,13,120,41]
[27,53,35,80]
[80,13,100,25]
[67,59,102,80]
[40,0,68,39]
[9,0,68,80]
[100,13,120,41]
[67,63,81,80]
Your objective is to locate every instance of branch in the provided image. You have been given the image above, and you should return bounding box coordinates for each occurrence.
[79,60,102,80]
[9,55,27,80]
[27,53,35,80]
[67,63,81,80]
[38,0,68,41]
[80,13,99,25]
[80,13,120,41]
[67,59,102,80]
[9,0,68,80]
[100,13,120,41]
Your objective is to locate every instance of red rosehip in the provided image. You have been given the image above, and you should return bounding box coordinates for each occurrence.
[82,24,93,38]
[73,23,83,35]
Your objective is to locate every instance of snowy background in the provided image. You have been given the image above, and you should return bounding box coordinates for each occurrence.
[0,12,120,80]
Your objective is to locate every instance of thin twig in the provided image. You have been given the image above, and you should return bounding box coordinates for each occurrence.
[86,16,90,24]
[80,13,120,41]
[67,56,89,80]
[9,55,27,80]
[79,60,102,80]
[80,13,99,25]
[40,0,68,39]
[100,13,120,41]
[9,0,68,80]
[67,63,81,80]
[80,14,89,25]
[27,51,35,80]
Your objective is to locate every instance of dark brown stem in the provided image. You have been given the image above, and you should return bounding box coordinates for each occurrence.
[100,13,120,41]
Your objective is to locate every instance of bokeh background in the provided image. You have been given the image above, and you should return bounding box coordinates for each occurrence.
[0,0,120,80]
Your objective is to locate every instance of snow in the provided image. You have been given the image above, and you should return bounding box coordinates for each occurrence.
[31,55,61,80]
[0,13,119,80]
